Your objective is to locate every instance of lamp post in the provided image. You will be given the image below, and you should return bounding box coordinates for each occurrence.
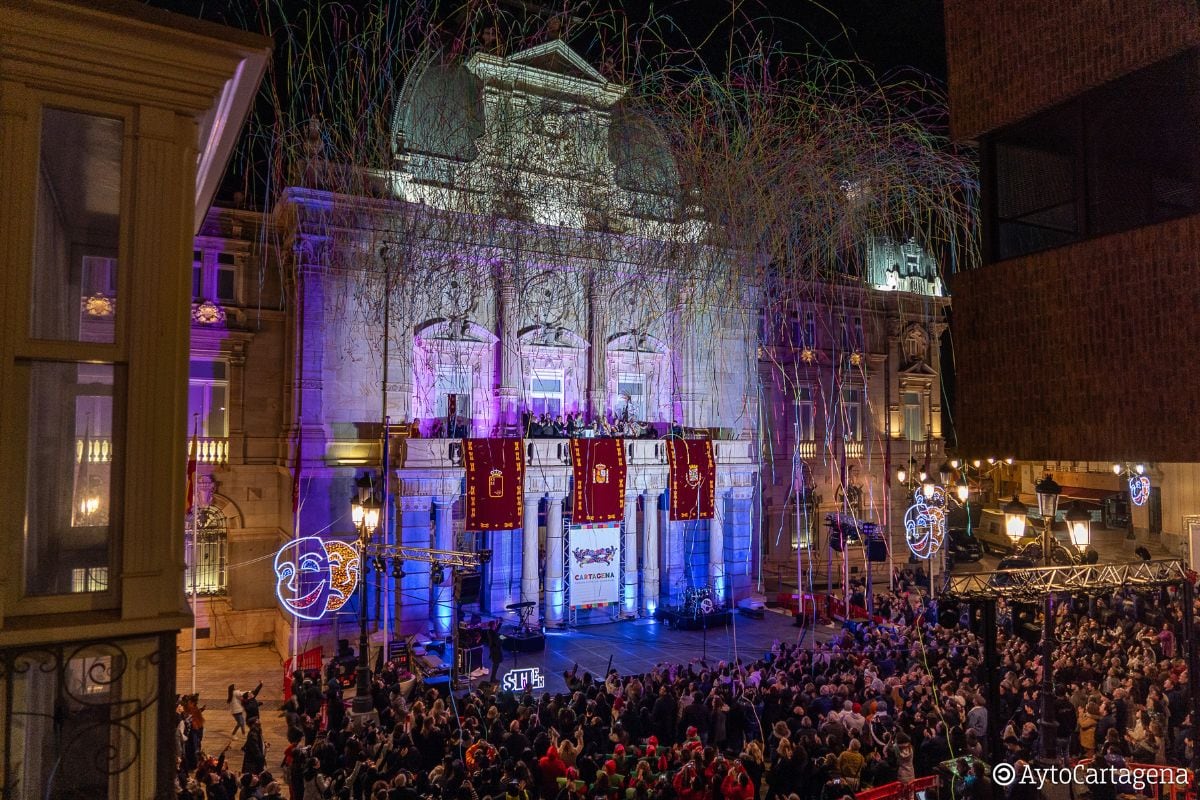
[1003,495,1028,543]
[1034,474,1062,761]
[350,474,381,714]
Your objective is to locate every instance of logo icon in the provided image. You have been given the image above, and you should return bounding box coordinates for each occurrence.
[500,667,545,693]
[488,468,504,498]
[573,546,617,566]
[274,536,360,621]
[686,463,701,488]
[593,463,609,484]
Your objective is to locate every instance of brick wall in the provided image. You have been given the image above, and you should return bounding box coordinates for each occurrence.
[944,0,1200,141]
[949,214,1200,462]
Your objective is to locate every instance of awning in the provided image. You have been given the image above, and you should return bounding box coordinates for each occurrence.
[1059,485,1120,503]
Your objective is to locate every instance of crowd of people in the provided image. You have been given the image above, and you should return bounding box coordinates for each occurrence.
[173,569,1197,800]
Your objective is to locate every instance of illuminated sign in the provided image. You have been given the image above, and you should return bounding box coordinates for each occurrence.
[500,666,545,693]
[904,486,947,560]
[274,536,359,621]
[1129,475,1151,506]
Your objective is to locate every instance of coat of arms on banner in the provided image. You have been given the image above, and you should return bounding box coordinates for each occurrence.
[593,463,609,484]
[686,463,701,487]
[572,546,617,566]
[488,469,504,498]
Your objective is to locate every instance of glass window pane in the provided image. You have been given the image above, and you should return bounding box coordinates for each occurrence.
[31,109,123,343]
[192,265,203,300]
[24,361,120,596]
[216,267,235,303]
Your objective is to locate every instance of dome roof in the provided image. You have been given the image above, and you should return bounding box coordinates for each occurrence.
[392,51,484,162]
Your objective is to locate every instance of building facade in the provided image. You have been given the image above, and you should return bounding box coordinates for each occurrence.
[0,1,267,796]
[188,40,961,651]
[944,0,1200,566]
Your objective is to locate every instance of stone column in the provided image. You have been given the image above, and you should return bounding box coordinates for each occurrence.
[725,486,756,604]
[622,492,639,617]
[544,492,567,626]
[521,493,542,621]
[398,495,433,635]
[709,488,727,606]
[432,496,455,638]
[642,490,661,613]
[496,263,520,433]
[587,276,608,422]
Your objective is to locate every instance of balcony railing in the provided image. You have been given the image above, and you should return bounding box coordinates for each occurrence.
[76,438,113,464]
[394,436,754,470]
[187,437,228,464]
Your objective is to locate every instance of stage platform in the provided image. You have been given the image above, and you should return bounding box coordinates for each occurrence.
[653,607,733,630]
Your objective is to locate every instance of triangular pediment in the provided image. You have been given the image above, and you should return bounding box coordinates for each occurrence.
[505,40,606,84]
[900,360,938,376]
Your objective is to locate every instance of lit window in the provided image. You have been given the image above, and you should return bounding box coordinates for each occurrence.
[435,366,472,420]
[790,498,816,550]
[842,388,863,442]
[528,369,564,417]
[902,391,925,441]
[184,506,228,596]
[70,567,109,593]
[188,360,228,438]
[794,386,814,441]
[615,373,645,420]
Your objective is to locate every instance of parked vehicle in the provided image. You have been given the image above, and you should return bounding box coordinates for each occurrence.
[947,527,984,563]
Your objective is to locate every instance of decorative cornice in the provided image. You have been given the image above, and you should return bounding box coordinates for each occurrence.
[399,496,432,512]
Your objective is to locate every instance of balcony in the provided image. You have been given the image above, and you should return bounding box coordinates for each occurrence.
[393,437,755,471]
[187,437,228,465]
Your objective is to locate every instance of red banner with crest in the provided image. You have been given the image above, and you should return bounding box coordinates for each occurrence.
[463,438,524,531]
[570,438,627,524]
[667,438,715,521]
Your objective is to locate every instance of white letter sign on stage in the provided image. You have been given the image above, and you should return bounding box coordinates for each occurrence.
[500,666,545,692]
[568,522,621,608]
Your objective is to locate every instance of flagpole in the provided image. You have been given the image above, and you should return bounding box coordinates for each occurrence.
[189,414,199,695]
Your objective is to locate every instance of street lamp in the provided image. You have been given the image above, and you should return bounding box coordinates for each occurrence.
[956,477,969,504]
[350,474,381,714]
[1033,474,1062,762]
[921,474,936,500]
[896,465,908,485]
[1003,495,1027,542]
[1065,502,1092,550]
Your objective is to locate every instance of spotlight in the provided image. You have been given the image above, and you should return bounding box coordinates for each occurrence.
[373,556,387,574]
[391,558,405,579]
[431,562,444,586]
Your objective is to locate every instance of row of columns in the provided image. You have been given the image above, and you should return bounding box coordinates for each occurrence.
[398,484,753,632]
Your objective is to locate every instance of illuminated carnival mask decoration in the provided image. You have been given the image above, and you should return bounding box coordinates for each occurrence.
[274,536,360,621]
[904,486,947,560]
[1129,475,1151,506]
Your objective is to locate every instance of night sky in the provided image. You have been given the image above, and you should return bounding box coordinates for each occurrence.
[149,0,947,81]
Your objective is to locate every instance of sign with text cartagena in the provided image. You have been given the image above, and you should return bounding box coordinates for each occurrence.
[568,523,621,608]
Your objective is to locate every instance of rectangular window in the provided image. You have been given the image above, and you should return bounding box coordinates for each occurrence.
[841,387,862,442]
[615,373,645,419]
[71,567,109,593]
[790,499,816,550]
[24,361,121,596]
[902,391,924,441]
[184,530,228,595]
[805,312,816,350]
[528,369,564,417]
[31,108,123,343]
[188,359,228,438]
[794,386,814,441]
[192,251,204,301]
[435,366,472,420]
[216,265,236,303]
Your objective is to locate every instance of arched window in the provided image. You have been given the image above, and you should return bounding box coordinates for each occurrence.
[184,506,228,595]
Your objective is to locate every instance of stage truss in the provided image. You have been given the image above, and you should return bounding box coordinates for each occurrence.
[941,558,1190,602]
